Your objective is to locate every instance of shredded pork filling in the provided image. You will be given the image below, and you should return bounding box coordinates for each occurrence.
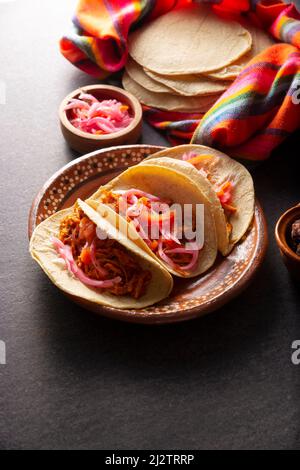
[56,207,151,299]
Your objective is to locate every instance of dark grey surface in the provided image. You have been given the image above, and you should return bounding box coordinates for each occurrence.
[0,0,300,450]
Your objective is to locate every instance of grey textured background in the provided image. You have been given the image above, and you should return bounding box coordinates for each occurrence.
[0,0,300,450]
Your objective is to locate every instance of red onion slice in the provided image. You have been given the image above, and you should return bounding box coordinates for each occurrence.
[51,237,121,289]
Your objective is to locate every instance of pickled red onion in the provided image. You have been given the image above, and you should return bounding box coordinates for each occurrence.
[217,182,234,205]
[158,239,200,272]
[65,99,89,111]
[160,226,181,246]
[181,152,209,178]
[64,95,133,136]
[131,218,151,245]
[122,189,160,201]
[165,240,203,253]
[51,237,121,288]
[78,93,98,104]
[104,189,202,273]
[176,250,199,272]
[158,239,179,270]
[182,151,198,161]
[126,203,143,218]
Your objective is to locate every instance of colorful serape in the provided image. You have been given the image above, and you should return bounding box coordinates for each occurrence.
[192,44,300,160]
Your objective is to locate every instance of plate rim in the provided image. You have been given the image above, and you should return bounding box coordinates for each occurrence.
[28,144,268,324]
[28,145,165,239]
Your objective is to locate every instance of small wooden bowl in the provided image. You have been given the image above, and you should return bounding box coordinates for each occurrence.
[59,85,143,154]
[275,204,300,280]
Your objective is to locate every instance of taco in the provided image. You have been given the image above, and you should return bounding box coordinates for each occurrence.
[29,199,173,309]
[89,163,217,278]
[142,145,255,255]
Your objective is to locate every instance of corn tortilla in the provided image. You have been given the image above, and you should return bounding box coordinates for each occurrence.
[128,5,252,75]
[122,72,220,112]
[29,199,173,309]
[126,57,173,94]
[144,67,229,96]
[89,164,218,278]
[204,22,275,80]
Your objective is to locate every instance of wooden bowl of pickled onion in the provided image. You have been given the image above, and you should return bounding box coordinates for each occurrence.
[59,84,143,154]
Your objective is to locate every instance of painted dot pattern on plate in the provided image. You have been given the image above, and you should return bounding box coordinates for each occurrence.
[37,147,152,223]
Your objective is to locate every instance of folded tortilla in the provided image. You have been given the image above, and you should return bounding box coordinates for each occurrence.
[144,67,229,96]
[126,57,173,94]
[89,164,218,278]
[122,72,220,112]
[204,22,274,80]
[127,57,228,96]
[29,199,173,309]
[128,5,252,75]
[143,146,255,254]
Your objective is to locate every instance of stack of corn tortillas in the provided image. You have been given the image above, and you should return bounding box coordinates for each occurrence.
[123,4,274,112]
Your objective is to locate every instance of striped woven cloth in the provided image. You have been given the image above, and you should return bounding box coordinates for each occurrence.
[60,1,300,160]
[192,43,300,160]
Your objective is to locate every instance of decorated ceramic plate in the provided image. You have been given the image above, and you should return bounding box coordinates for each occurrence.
[28,145,268,324]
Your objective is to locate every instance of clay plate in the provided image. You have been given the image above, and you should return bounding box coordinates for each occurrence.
[28,145,268,324]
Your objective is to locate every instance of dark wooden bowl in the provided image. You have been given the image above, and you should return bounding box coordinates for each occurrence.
[275,204,300,280]
[28,145,268,324]
[59,85,143,154]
